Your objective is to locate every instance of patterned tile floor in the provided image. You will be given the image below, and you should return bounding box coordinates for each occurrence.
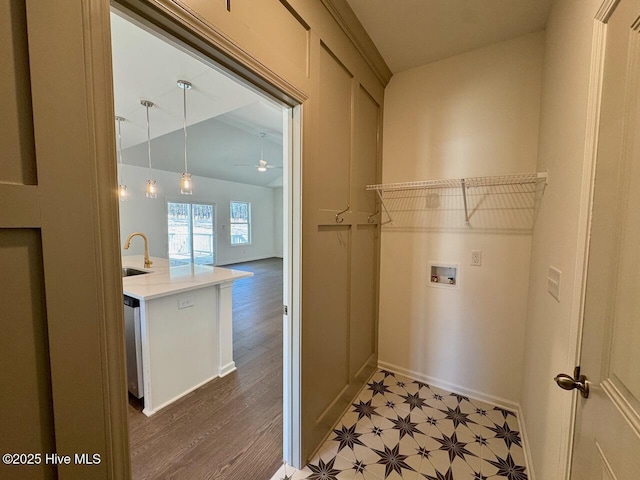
[271,369,528,480]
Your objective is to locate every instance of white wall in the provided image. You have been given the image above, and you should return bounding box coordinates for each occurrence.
[273,187,284,257]
[521,1,602,478]
[378,33,544,404]
[119,164,279,265]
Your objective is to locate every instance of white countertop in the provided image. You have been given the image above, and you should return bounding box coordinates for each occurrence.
[122,256,253,300]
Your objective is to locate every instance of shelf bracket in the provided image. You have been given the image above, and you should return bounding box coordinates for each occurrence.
[375,190,393,225]
[538,170,549,185]
[461,179,470,226]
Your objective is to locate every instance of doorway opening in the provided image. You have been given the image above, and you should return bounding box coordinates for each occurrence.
[110,6,300,478]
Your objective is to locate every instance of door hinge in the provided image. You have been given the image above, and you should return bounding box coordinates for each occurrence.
[283,305,288,315]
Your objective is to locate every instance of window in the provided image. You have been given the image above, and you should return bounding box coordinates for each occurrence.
[167,202,215,266]
[230,201,251,245]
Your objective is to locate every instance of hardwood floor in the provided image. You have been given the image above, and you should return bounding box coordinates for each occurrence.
[128,258,284,480]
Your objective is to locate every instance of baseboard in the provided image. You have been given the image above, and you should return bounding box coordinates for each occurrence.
[143,373,219,416]
[216,254,281,266]
[377,360,520,414]
[516,405,536,480]
[218,361,237,377]
[378,360,535,479]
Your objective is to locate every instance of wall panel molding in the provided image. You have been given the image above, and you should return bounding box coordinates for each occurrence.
[320,0,392,85]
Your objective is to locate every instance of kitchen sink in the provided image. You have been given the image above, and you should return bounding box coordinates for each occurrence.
[122,267,149,277]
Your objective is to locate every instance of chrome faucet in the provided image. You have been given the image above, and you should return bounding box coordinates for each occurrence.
[124,232,153,268]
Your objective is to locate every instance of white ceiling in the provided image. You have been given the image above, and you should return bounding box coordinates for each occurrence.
[123,117,284,188]
[111,3,553,187]
[346,0,554,73]
[110,11,284,187]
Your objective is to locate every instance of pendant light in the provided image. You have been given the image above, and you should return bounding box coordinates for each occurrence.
[258,133,267,172]
[141,100,157,198]
[178,80,193,195]
[115,115,127,201]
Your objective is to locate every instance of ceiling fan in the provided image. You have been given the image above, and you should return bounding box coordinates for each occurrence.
[235,133,283,172]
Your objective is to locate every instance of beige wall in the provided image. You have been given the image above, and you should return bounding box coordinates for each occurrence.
[378,32,544,404]
[521,0,602,478]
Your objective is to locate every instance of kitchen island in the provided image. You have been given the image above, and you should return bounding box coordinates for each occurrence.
[121,256,252,416]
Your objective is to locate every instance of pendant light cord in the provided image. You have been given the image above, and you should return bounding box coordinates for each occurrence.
[117,117,123,185]
[183,85,188,173]
[145,103,152,176]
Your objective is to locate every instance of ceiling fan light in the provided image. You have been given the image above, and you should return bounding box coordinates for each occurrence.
[258,166,267,172]
[181,172,193,194]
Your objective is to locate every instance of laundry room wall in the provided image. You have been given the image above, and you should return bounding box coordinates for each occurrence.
[378,32,545,406]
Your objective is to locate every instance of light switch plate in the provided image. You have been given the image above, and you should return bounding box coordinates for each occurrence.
[178,295,194,309]
[547,266,561,302]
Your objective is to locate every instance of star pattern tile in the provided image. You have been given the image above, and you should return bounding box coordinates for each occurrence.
[494,406,517,419]
[450,393,470,403]
[352,459,366,474]
[424,468,455,480]
[438,405,475,429]
[390,413,422,440]
[473,434,488,446]
[432,431,476,463]
[333,424,366,452]
[486,453,528,480]
[401,391,428,411]
[373,443,415,478]
[306,457,341,480]
[271,369,529,480]
[368,379,392,397]
[488,421,523,449]
[352,399,381,421]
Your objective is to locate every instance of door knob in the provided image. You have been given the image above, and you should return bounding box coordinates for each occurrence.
[554,366,589,398]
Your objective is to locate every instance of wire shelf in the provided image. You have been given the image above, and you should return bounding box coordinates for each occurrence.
[367,172,546,192]
[367,172,548,232]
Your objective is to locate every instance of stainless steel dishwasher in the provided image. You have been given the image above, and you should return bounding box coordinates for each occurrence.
[124,295,144,398]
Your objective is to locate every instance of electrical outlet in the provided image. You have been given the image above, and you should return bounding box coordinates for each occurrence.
[471,250,482,266]
[178,295,194,309]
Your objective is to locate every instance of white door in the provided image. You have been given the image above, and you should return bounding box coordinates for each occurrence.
[567,0,640,477]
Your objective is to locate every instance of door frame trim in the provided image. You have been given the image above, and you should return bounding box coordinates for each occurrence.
[563,1,620,478]
[283,104,304,467]
[110,0,307,470]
